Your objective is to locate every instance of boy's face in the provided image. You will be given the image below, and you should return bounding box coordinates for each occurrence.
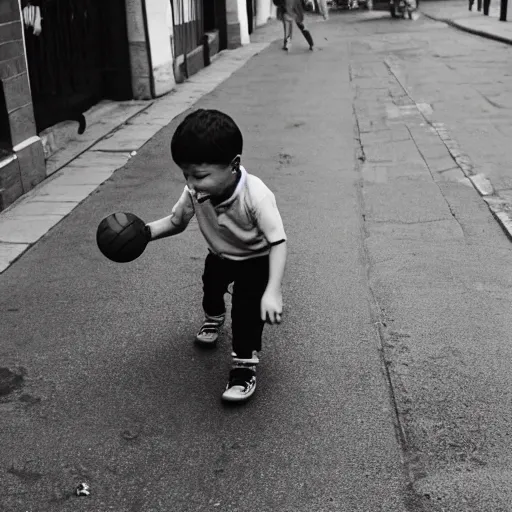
[181,162,237,202]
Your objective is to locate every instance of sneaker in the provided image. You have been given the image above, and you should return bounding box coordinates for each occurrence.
[222,365,257,402]
[222,352,258,402]
[195,315,224,346]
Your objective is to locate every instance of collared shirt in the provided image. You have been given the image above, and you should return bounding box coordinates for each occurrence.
[169,166,286,261]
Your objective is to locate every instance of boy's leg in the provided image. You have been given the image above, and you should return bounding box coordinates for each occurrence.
[196,252,234,345]
[231,256,270,359]
[221,256,269,402]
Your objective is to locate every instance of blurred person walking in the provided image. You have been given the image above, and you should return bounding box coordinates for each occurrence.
[274,0,315,51]
[317,0,330,19]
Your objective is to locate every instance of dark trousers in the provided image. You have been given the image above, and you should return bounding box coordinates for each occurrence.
[202,252,270,359]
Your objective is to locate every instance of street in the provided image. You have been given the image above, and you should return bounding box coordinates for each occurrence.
[2,4,512,511]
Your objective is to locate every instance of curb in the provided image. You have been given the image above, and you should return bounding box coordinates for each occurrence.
[421,11,512,46]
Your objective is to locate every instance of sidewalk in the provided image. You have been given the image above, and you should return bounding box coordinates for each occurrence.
[421,0,512,44]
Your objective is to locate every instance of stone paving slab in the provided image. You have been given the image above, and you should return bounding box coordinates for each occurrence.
[0,216,64,244]
[363,180,455,223]
[363,139,427,164]
[0,243,29,273]
[1,201,78,218]
[367,217,465,241]
[361,161,433,182]
[22,183,101,203]
[92,124,164,152]
[63,151,132,170]
[44,101,150,177]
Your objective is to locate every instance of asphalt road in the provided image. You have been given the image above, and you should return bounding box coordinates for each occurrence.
[2,7,512,512]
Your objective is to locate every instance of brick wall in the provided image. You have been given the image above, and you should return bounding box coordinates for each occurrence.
[0,0,45,211]
[0,0,36,146]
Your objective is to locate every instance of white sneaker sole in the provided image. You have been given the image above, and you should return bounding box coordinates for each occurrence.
[222,384,256,402]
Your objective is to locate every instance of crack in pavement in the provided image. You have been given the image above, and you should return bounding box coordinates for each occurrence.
[404,124,467,239]
[351,92,411,465]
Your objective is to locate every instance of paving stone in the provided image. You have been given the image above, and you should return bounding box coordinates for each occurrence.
[362,161,432,183]
[360,126,411,145]
[362,180,454,224]
[0,242,29,273]
[367,218,464,241]
[64,151,131,170]
[44,102,149,176]
[363,140,426,164]
[432,168,472,187]
[0,216,63,243]
[469,173,494,196]
[28,184,99,203]
[423,154,458,173]
[414,139,453,160]
[39,170,114,187]
[92,124,164,152]
[1,201,78,218]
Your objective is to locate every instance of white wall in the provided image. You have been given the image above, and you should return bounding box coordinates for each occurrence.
[145,0,175,96]
[125,0,151,98]
[255,0,277,27]
[237,0,250,45]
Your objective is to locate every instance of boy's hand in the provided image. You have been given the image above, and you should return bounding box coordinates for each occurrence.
[261,287,283,324]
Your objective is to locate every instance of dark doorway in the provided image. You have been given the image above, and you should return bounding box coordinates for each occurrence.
[23,0,132,133]
[0,82,11,156]
[246,0,254,34]
[213,0,227,50]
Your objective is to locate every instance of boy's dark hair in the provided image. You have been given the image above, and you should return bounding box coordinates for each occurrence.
[171,109,243,167]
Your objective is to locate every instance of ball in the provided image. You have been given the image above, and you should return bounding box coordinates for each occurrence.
[96,212,148,263]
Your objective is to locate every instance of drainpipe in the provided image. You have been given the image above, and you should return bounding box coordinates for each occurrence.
[140,0,155,98]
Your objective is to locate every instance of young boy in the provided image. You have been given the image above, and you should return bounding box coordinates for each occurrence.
[145,109,287,402]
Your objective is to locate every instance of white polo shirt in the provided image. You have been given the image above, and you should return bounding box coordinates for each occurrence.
[169,166,286,261]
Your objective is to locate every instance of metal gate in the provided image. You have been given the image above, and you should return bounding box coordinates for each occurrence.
[170,0,204,60]
[23,0,132,133]
[203,0,227,51]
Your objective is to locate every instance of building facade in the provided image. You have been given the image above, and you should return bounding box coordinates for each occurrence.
[0,0,45,211]
[0,0,276,212]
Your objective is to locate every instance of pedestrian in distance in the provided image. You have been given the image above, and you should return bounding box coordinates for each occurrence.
[145,109,288,403]
[274,0,315,51]
[316,0,330,20]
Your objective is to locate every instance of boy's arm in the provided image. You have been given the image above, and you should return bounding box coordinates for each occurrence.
[267,241,287,292]
[252,190,287,324]
[146,187,195,241]
[146,214,186,241]
[261,241,287,324]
